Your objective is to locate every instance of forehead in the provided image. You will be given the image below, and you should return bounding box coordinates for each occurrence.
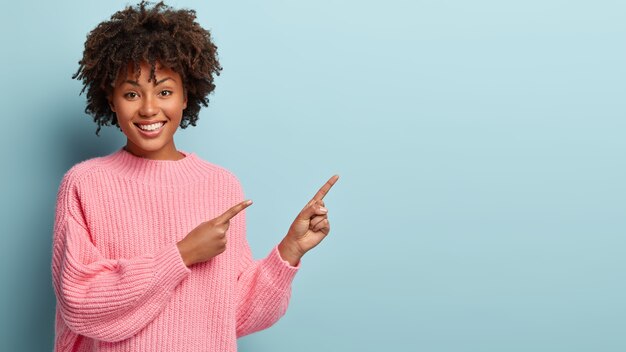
[117,61,181,83]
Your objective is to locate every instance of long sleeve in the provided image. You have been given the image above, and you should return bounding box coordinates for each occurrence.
[52,148,299,351]
[51,175,191,343]
[231,183,299,337]
[235,244,299,337]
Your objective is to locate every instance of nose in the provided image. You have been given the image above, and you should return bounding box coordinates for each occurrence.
[139,95,159,117]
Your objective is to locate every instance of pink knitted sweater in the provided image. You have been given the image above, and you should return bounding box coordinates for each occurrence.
[51,147,299,351]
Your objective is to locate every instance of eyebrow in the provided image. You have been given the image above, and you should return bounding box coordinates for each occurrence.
[123,77,174,86]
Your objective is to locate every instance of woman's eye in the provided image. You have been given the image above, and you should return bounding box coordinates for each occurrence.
[124,92,138,99]
[159,90,173,97]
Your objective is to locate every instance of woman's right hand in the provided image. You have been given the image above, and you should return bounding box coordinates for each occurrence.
[176,200,253,267]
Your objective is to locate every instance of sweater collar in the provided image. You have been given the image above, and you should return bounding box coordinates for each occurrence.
[102,147,207,185]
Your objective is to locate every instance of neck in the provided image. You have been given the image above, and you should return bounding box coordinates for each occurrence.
[124,141,185,161]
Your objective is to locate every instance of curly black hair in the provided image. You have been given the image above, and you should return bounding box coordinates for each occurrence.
[73,1,222,135]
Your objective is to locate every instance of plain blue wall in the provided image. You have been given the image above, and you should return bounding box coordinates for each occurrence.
[1,0,625,351]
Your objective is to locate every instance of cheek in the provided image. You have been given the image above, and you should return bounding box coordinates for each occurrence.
[113,102,138,123]
[163,101,185,122]
[117,117,134,135]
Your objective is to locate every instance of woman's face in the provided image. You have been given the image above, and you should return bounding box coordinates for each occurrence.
[109,61,187,160]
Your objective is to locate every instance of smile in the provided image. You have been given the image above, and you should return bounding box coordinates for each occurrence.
[134,121,166,137]
[136,121,165,131]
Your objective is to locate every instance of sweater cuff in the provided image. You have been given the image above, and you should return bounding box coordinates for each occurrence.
[153,243,192,290]
[261,246,300,291]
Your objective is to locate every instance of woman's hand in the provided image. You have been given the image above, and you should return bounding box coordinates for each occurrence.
[177,200,253,267]
[278,175,339,266]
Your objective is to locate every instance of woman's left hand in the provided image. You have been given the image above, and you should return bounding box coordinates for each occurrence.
[278,175,339,266]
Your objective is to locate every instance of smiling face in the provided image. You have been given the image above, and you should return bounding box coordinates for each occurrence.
[109,61,188,160]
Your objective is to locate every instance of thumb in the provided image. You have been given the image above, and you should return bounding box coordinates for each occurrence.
[297,200,328,221]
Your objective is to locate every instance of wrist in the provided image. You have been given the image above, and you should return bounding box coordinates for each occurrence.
[176,241,194,267]
[278,238,303,267]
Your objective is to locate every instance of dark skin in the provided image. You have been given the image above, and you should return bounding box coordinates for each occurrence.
[110,61,339,266]
[177,175,339,267]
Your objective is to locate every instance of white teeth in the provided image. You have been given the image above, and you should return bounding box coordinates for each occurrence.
[137,122,164,131]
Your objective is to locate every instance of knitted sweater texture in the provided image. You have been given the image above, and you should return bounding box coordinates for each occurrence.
[51,148,299,351]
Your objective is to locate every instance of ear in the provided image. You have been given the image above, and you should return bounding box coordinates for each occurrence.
[108,95,116,112]
[183,90,188,110]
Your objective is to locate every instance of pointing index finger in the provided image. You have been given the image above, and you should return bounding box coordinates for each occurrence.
[216,200,252,223]
[312,175,340,201]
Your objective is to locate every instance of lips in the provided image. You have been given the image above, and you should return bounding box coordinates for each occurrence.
[134,121,166,137]
[135,121,165,131]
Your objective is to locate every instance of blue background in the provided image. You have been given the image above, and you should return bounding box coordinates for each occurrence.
[1,0,625,351]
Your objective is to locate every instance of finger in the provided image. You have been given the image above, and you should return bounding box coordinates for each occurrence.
[305,198,324,208]
[216,200,253,223]
[312,219,330,233]
[309,214,327,228]
[297,200,328,220]
[312,175,339,201]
